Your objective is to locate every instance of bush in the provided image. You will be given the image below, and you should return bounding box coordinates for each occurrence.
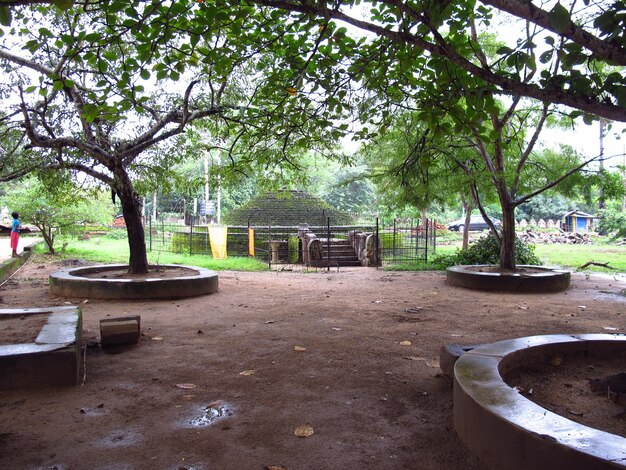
[431,233,541,269]
[597,208,626,238]
[105,228,128,240]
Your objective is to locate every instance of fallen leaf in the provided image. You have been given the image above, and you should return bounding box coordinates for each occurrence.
[404,356,425,361]
[264,466,288,470]
[265,320,276,324]
[181,394,195,400]
[399,340,412,346]
[175,383,197,389]
[294,424,314,437]
[331,327,342,331]
[578,305,587,310]
[518,305,529,310]
[294,346,306,352]
[404,307,423,314]
[425,360,440,368]
[603,326,618,331]
[372,300,383,304]
[151,336,164,341]
[239,369,255,376]
[82,299,89,304]
[549,356,563,366]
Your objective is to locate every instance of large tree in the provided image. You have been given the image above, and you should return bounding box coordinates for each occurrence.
[2,0,624,271]
[0,3,346,273]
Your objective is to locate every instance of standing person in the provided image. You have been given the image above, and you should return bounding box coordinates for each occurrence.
[10,211,20,258]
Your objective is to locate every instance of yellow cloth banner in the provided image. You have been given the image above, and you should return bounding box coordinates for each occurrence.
[248,228,255,257]
[208,225,228,259]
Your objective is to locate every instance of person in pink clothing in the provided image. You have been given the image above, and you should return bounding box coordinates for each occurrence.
[10,211,21,258]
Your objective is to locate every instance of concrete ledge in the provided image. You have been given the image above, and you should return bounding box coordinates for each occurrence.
[446,265,571,293]
[0,248,33,283]
[453,334,626,470]
[0,306,82,389]
[49,264,219,299]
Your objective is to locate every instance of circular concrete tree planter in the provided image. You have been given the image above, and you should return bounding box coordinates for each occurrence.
[453,334,626,470]
[49,264,218,300]
[446,265,570,293]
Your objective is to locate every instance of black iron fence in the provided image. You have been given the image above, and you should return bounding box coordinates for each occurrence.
[378,218,437,264]
[69,217,437,267]
[142,216,435,266]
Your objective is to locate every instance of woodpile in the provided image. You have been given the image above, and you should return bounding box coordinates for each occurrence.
[518,229,593,244]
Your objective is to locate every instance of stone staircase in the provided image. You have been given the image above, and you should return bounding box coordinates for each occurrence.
[313,238,361,267]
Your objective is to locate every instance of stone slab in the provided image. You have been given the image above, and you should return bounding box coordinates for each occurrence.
[100,316,140,346]
[0,306,82,389]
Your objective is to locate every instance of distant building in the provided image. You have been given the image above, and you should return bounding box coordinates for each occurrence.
[112,215,126,227]
[562,210,595,233]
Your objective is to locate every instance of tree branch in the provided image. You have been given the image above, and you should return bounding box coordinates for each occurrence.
[480,0,626,66]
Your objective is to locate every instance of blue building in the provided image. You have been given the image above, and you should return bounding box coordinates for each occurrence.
[562,210,595,233]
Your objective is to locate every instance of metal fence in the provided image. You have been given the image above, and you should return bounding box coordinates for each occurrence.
[378,218,437,264]
[142,216,436,266]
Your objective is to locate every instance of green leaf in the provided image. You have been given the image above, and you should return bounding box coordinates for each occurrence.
[53,0,75,10]
[0,6,12,26]
[38,28,54,38]
[582,113,596,125]
[539,50,553,64]
[548,3,571,34]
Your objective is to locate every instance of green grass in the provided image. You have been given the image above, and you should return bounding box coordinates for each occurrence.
[38,233,626,274]
[533,242,626,273]
[384,240,626,274]
[40,237,268,271]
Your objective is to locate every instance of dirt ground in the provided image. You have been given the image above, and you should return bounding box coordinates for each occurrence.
[0,257,625,470]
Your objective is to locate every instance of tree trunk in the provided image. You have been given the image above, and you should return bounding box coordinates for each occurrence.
[38,224,55,254]
[115,171,149,274]
[461,199,473,249]
[499,204,516,270]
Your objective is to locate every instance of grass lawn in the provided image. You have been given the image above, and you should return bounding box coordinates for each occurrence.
[43,236,268,271]
[533,242,626,272]
[386,235,626,274]
[37,232,626,274]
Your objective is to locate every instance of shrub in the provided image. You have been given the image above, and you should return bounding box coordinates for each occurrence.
[105,228,128,240]
[432,233,541,269]
[597,208,626,238]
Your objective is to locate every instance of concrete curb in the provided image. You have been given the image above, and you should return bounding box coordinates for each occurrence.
[446,265,571,293]
[0,246,33,283]
[49,264,219,299]
[453,334,626,469]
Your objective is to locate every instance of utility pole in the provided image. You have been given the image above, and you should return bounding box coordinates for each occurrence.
[152,191,157,221]
[599,118,606,210]
[216,150,221,224]
[204,154,210,224]
[622,146,626,212]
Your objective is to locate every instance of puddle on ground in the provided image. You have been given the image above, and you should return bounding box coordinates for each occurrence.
[188,402,233,427]
[96,427,143,449]
[593,290,626,303]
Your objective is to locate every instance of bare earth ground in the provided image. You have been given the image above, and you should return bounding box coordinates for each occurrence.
[0,257,625,470]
